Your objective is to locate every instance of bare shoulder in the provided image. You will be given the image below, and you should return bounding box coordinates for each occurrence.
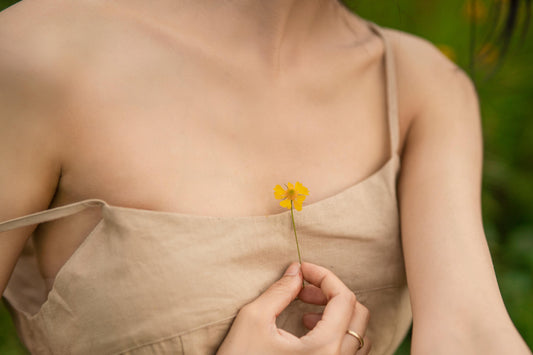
[381,26,474,85]
[379,26,478,131]
[0,1,83,119]
[0,0,117,132]
[0,0,82,158]
[0,0,102,85]
[0,1,68,69]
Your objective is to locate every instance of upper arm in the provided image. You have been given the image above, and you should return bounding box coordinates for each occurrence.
[399,62,490,321]
[0,2,63,294]
[394,33,524,352]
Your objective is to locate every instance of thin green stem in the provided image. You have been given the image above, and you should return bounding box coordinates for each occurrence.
[290,200,305,288]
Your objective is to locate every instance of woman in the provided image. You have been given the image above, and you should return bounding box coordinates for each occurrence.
[0,0,530,354]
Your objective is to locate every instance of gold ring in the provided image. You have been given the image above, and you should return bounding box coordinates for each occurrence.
[346,329,364,349]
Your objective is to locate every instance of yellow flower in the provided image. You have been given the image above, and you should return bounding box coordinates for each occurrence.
[273,181,309,287]
[273,182,309,211]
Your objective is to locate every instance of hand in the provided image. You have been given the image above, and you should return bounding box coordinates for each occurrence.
[216,261,371,355]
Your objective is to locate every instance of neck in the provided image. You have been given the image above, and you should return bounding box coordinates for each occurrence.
[196,0,345,54]
[112,0,368,71]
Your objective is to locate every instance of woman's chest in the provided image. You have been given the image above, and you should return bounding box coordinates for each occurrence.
[53,40,392,218]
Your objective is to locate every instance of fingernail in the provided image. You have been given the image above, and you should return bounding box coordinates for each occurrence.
[284,263,300,276]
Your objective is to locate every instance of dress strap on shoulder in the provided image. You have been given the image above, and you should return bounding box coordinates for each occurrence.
[0,199,107,233]
[365,20,400,157]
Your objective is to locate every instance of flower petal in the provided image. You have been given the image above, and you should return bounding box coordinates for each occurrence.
[279,198,292,210]
[287,182,294,190]
[295,194,306,204]
[295,182,309,196]
[273,185,287,200]
[293,200,303,211]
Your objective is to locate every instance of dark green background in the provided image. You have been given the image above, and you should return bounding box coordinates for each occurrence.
[0,0,531,353]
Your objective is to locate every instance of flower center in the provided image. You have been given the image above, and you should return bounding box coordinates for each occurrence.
[287,189,297,200]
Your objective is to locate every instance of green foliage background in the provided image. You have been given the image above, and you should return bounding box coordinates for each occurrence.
[0,0,531,353]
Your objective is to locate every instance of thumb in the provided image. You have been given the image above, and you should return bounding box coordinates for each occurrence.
[252,262,303,318]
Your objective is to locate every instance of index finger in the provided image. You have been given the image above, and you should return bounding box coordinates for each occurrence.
[300,262,356,341]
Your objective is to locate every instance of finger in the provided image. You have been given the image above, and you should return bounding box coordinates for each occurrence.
[250,262,303,318]
[300,262,355,339]
[300,262,352,301]
[298,284,327,305]
[341,301,371,354]
[343,336,372,355]
[302,312,322,330]
[343,332,366,355]
[356,337,372,355]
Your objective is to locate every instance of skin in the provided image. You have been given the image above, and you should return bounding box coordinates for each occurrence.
[0,0,530,353]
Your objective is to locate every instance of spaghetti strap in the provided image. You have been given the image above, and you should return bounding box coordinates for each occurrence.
[0,199,106,233]
[365,20,400,157]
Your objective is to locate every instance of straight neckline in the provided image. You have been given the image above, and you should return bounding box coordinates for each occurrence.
[0,154,399,233]
[106,152,399,221]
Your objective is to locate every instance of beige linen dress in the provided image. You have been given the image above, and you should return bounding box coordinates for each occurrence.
[0,20,412,355]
